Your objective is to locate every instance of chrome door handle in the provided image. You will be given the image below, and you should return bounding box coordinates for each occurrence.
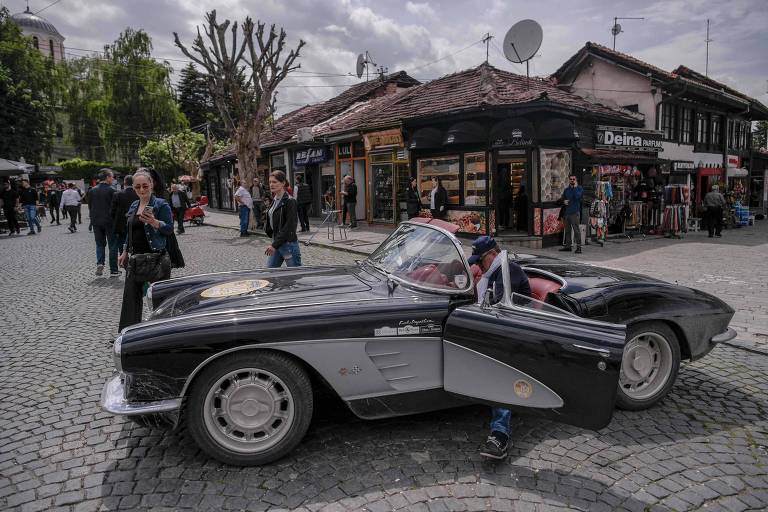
[573,344,611,358]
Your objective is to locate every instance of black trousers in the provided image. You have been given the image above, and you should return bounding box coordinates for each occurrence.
[3,207,20,233]
[343,202,357,227]
[297,203,310,231]
[49,204,59,223]
[66,205,79,230]
[174,207,185,232]
[706,207,723,236]
[119,273,148,331]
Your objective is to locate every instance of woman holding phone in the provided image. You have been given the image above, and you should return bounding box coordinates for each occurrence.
[117,169,174,330]
[265,170,302,267]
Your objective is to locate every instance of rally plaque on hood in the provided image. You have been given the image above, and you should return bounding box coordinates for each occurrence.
[200,279,271,298]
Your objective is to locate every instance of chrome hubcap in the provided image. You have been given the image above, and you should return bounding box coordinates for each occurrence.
[619,332,673,400]
[203,368,294,454]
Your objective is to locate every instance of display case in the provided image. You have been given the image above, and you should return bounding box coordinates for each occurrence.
[371,163,395,222]
[464,152,487,206]
[539,149,571,202]
[418,156,460,205]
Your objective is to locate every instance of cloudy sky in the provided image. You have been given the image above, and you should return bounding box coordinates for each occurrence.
[7,0,768,116]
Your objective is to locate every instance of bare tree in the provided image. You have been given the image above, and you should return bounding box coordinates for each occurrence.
[174,10,304,187]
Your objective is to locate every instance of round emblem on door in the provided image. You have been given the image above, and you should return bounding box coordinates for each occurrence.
[513,380,533,399]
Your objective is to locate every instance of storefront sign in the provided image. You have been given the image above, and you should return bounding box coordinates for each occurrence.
[492,137,533,147]
[596,126,664,152]
[364,128,403,151]
[294,147,328,166]
[727,155,741,168]
[671,161,695,173]
[338,143,352,158]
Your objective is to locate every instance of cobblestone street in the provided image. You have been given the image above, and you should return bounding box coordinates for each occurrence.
[1,218,767,512]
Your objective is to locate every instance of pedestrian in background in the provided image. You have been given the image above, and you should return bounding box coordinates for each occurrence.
[47,186,61,225]
[112,175,139,250]
[294,174,312,232]
[234,179,253,237]
[1,180,21,235]
[406,177,422,219]
[60,183,82,233]
[19,180,41,235]
[89,169,119,276]
[559,175,583,254]
[170,183,191,234]
[704,184,726,238]
[117,170,174,330]
[340,175,357,228]
[429,176,448,220]
[265,170,301,267]
[251,177,266,229]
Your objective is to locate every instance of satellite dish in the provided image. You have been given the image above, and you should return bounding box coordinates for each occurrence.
[611,23,622,36]
[502,19,543,64]
[356,53,365,79]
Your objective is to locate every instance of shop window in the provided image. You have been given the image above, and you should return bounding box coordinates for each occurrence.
[680,107,692,144]
[369,152,393,164]
[464,152,487,206]
[696,113,708,145]
[660,103,676,140]
[418,156,460,206]
[539,149,571,202]
[711,115,722,148]
[352,140,365,158]
[270,152,286,171]
[371,162,395,223]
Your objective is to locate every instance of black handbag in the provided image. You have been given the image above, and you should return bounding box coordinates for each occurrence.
[127,211,172,282]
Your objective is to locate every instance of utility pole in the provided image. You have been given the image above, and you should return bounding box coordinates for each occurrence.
[482,33,493,64]
[705,19,713,77]
[611,16,645,50]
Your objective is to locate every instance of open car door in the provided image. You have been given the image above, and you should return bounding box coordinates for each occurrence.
[442,252,626,430]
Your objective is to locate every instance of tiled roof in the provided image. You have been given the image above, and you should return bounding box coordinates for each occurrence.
[359,63,642,128]
[552,42,675,83]
[673,65,768,113]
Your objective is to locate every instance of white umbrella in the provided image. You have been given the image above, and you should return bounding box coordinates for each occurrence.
[0,158,34,176]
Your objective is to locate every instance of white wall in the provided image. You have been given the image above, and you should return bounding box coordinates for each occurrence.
[22,28,65,63]
[661,142,722,167]
[569,57,661,129]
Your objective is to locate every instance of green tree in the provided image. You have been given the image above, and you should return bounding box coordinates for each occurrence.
[0,6,57,161]
[138,129,228,183]
[61,56,106,160]
[753,121,768,151]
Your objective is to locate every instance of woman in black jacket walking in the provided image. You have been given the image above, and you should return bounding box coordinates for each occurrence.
[406,177,422,219]
[429,176,448,219]
[265,170,302,267]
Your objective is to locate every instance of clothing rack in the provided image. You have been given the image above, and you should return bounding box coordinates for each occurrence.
[662,185,690,238]
[589,181,612,246]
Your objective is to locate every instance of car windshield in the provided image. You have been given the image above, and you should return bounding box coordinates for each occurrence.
[366,223,471,291]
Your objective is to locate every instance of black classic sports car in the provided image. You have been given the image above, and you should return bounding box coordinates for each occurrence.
[101,219,736,466]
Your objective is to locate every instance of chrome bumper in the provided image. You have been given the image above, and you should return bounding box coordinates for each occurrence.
[100,374,182,415]
[711,327,737,344]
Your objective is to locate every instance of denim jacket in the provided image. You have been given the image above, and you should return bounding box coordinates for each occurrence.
[124,196,174,253]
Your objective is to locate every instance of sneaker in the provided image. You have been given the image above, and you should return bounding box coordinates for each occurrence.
[575,247,583,254]
[480,431,509,460]
[109,271,120,277]
[96,264,104,276]
[68,226,74,233]
[27,231,35,235]
[559,246,572,252]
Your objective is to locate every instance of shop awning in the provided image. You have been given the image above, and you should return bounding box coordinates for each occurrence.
[408,127,444,150]
[489,118,535,146]
[578,148,662,164]
[443,121,486,145]
[0,158,33,176]
[727,167,748,178]
[536,118,577,141]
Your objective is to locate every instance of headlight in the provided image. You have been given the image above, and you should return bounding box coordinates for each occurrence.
[113,334,123,372]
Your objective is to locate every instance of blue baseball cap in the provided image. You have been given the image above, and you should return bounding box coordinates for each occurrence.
[468,235,498,265]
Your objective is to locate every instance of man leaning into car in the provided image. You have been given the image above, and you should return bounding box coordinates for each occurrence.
[468,236,531,460]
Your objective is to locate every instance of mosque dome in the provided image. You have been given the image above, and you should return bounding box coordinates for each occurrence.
[11,6,63,38]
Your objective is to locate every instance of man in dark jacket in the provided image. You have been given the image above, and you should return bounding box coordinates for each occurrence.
[170,183,191,234]
[89,169,119,276]
[47,186,60,225]
[294,174,312,232]
[1,180,21,235]
[559,175,583,254]
[468,236,531,460]
[111,175,139,255]
[340,175,358,228]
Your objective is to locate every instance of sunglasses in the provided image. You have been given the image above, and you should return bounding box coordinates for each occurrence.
[134,184,151,190]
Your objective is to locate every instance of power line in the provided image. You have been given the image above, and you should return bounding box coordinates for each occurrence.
[33,0,63,15]
[409,38,485,72]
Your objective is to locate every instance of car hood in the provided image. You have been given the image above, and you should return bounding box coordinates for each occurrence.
[151,266,371,318]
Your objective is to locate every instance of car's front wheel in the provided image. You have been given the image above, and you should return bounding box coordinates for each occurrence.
[616,322,681,411]
[187,351,313,466]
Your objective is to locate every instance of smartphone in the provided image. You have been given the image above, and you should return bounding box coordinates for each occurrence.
[142,206,154,216]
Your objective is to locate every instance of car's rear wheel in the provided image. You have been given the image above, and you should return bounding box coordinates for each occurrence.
[187,351,313,466]
[616,322,680,411]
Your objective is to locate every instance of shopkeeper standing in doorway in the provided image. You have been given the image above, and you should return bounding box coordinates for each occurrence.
[560,175,583,254]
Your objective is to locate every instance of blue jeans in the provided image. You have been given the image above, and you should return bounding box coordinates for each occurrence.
[267,240,302,268]
[490,408,512,436]
[24,205,41,232]
[239,205,250,234]
[93,224,118,272]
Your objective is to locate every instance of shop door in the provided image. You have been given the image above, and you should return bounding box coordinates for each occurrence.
[371,163,395,223]
[496,153,528,233]
[354,160,366,221]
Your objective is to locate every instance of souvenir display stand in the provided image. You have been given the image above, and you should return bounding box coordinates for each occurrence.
[661,185,689,238]
[589,181,612,246]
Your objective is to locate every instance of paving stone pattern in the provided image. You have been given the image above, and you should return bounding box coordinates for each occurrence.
[1,218,768,511]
